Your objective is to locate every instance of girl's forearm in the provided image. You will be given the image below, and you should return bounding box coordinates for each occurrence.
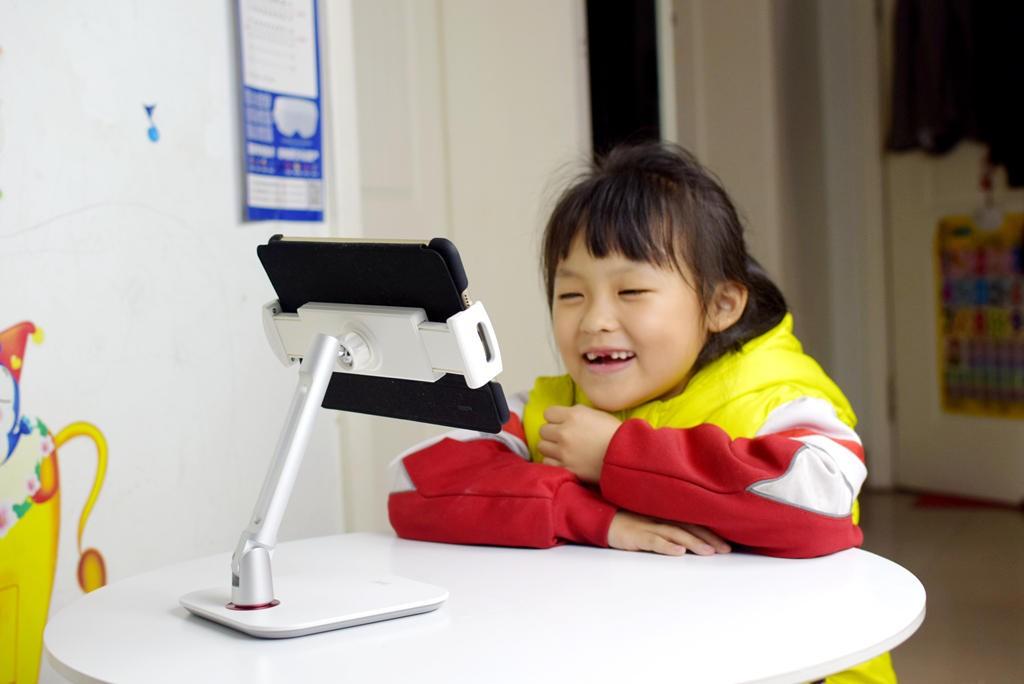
[389,437,617,548]
[599,419,864,558]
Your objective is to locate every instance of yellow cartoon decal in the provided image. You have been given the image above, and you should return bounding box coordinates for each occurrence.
[0,321,108,684]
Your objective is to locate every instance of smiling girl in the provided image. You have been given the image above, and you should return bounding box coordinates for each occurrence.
[388,143,892,682]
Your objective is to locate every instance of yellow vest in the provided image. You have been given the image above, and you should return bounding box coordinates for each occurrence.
[522,313,895,684]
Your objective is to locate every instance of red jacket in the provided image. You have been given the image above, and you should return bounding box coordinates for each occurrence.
[388,392,867,559]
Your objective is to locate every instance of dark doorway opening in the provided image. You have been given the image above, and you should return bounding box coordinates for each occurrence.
[586,0,662,156]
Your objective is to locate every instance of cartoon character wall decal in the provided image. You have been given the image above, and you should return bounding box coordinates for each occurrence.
[0,321,109,684]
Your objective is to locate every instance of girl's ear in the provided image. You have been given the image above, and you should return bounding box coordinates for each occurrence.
[707,281,748,333]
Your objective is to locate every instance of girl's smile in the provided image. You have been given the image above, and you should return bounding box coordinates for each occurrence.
[581,347,636,374]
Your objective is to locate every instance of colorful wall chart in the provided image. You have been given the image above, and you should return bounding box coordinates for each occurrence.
[937,214,1024,417]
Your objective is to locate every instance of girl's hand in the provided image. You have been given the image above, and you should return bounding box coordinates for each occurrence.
[607,511,732,557]
[538,405,621,483]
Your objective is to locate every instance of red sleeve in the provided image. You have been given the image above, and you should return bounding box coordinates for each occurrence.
[388,437,617,549]
[599,419,864,558]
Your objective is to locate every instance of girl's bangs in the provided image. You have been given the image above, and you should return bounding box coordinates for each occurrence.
[549,176,682,272]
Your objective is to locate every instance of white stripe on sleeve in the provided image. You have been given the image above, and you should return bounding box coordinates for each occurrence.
[748,397,867,517]
[754,396,861,444]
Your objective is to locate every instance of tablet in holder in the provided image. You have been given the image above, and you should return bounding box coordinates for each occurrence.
[256,235,509,433]
[180,236,508,638]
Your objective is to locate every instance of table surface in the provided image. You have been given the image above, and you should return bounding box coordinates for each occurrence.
[45,532,925,684]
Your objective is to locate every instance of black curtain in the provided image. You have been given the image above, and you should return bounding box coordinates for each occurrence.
[889,0,1024,186]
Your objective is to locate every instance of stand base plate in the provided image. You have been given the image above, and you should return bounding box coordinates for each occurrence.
[180,571,448,638]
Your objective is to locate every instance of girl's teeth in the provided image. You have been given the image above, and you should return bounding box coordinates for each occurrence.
[584,351,634,361]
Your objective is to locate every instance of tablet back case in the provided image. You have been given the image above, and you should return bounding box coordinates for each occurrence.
[257,237,510,433]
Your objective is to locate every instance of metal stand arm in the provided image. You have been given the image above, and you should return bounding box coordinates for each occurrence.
[229,333,340,607]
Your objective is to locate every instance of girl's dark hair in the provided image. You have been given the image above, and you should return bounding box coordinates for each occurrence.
[542,142,787,373]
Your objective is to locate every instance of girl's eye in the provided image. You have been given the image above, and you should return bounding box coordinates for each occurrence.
[557,292,583,301]
[619,289,650,297]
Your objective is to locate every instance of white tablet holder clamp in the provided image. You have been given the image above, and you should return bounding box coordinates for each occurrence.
[179,300,501,638]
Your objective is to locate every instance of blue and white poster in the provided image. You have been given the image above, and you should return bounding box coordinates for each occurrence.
[238,0,323,222]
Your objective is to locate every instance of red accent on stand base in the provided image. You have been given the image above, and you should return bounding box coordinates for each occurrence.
[225,599,280,611]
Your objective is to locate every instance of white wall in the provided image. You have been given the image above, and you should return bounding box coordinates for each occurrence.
[339,0,591,532]
[440,0,591,386]
[670,0,784,282]
[0,4,354,676]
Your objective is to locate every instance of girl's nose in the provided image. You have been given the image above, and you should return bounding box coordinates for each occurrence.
[580,301,619,333]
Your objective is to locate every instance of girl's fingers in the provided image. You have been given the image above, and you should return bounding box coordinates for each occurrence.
[643,532,687,557]
[538,424,559,442]
[679,523,732,553]
[537,439,558,458]
[657,524,715,556]
[543,405,569,423]
[538,439,562,467]
[612,514,724,557]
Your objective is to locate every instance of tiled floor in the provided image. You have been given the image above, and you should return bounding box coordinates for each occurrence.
[858,491,1024,683]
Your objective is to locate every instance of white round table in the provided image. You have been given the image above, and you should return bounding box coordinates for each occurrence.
[45,532,925,683]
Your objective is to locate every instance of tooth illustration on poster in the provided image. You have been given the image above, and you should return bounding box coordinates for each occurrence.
[0,321,109,684]
[272,96,318,138]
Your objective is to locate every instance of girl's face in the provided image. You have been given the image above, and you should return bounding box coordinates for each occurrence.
[552,236,708,412]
